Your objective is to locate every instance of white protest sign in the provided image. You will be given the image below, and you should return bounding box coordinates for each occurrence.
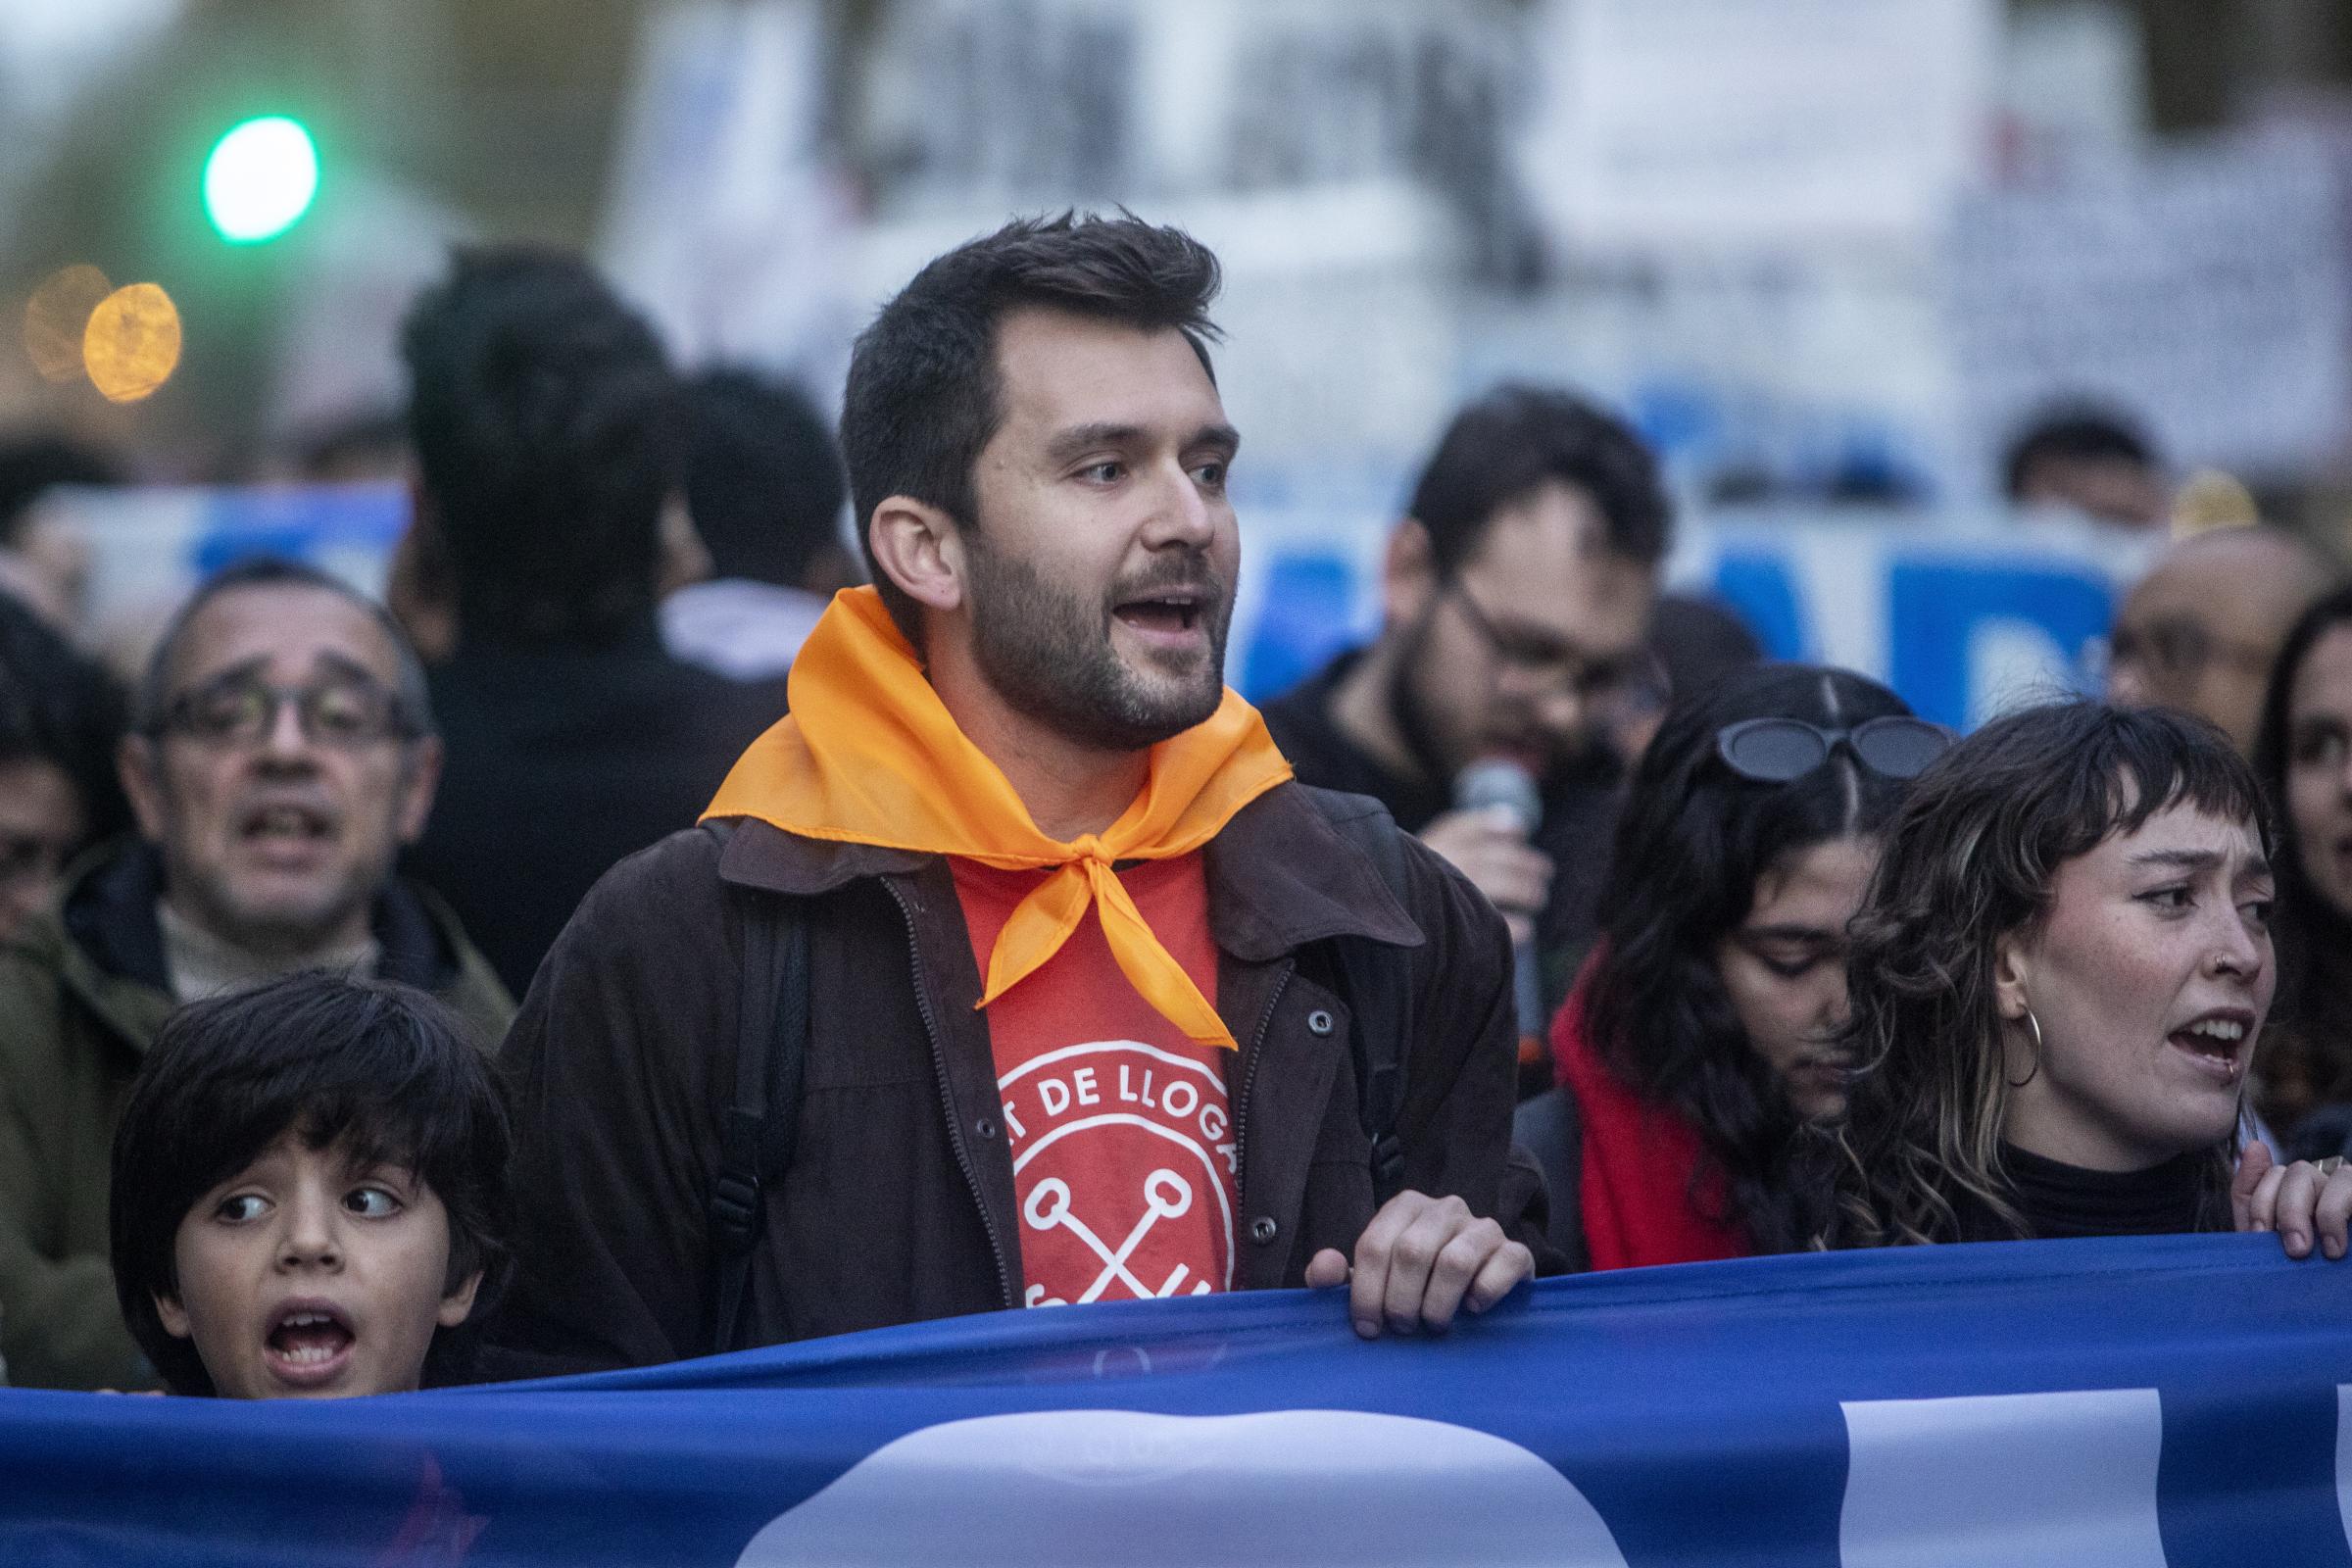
[1521,0,1998,250]
[1944,132,2352,474]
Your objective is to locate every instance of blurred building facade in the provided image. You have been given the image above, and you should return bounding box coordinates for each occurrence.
[1,0,2349,516]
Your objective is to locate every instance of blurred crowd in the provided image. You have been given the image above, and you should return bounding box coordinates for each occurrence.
[1,215,2348,1403]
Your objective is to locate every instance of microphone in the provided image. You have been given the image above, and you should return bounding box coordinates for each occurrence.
[1454,758,1546,1044]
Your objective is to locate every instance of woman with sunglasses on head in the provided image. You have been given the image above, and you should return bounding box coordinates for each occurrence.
[1519,662,1948,1269]
[1828,700,2352,1257]
[2249,584,2352,1157]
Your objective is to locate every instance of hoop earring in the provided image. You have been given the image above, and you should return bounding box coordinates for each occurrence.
[2007,1006,2043,1089]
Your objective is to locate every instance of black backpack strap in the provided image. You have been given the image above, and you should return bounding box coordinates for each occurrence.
[1312,793,1416,1206]
[708,888,808,1355]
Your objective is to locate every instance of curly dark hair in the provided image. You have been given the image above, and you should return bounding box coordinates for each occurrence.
[1583,662,1913,1252]
[1829,701,2265,1246]
[840,211,1223,645]
[2250,583,2352,1134]
[111,971,512,1396]
[402,246,680,646]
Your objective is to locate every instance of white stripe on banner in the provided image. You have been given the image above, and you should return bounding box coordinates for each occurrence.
[734,1410,1632,1567]
[1840,1390,2168,1568]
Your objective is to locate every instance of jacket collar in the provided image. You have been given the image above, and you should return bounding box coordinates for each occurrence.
[712,780,1422,962]
[52,840,466,1029]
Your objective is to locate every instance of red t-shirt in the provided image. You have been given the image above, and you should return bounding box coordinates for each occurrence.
[950,854,1238,1308]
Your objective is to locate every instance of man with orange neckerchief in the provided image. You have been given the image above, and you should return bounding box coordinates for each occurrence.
[489,215,1540,1373]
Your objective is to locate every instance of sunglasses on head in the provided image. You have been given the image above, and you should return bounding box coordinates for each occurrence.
[1715,715,1953,783]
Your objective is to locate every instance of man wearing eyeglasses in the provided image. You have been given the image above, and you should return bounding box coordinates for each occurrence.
[2106,524,2333,758]
[0,558,511,1390]
[1261,386,1668,1071]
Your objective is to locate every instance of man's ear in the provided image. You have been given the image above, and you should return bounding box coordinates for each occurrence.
[119,734,168,845]
[1991,928,2034,1023]
[866,496,966,618]
[154,1291,191,1340]
[394,734,444,846]
[436,1267,484,1329]
[1381,518,1439,632]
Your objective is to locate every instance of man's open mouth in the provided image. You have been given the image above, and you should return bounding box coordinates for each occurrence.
[239,804,334,846]
[1111,592,1207,638]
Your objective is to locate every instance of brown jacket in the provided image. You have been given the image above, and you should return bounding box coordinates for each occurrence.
[489,782,1538,1373]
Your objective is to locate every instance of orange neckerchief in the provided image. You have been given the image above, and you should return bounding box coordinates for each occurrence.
[703,587,1293,1050]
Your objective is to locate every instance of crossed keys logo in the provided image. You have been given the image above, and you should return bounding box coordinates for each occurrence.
[1022,1168,1216,1306]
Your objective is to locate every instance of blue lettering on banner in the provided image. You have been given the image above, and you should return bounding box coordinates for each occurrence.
[1886,561,2113,730]
[1237,549,1361,702]
[1711,549,1812,662]
[190,486,408,584]
[1230,511,2141,727]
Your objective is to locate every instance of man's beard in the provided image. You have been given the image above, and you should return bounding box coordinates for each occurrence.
[1388,606,1466,789]
[962,539,1231,753]
[1385,602,1607,790]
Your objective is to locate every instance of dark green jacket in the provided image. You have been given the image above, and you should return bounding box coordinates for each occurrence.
[0,843,512,1390]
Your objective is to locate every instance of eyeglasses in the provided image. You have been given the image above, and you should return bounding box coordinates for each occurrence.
[2104,617,2276,686]
[1446,585,1667,709]
[151,673,416,750]
[1716,716,1953,783]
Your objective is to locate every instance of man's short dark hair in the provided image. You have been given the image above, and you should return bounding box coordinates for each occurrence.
[2002,405,2158,501]
[402,247,680,645]
[1407,385,1670,576]
[686,368,847,589]
[132,558,434,741]
[110,970,511,1396]
[840,212,1224,642]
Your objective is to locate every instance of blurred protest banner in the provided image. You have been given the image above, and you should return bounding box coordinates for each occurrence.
[1235,485,2154,729]
[1666,510,2159,729]
[37,483,405,677]
[1945,131,2352,476]
[2,1237,2347,1565]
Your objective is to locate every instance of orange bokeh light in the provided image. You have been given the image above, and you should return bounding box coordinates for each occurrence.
[82,282,182,404]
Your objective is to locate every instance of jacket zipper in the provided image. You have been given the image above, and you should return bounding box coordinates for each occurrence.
[1230,957,1294,1272]
[882,877,1017,1310]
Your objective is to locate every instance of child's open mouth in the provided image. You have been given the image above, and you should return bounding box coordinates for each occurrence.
[265,1305,356,1386]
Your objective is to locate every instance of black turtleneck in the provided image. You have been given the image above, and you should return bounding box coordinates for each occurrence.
[1956,1144,2213,1241]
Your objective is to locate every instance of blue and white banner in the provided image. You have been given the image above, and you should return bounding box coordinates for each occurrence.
[6,1235,2351,1565]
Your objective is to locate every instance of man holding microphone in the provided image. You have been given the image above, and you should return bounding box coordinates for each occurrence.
[1261,386,1669,1073]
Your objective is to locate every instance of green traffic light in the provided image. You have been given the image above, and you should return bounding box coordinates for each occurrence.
[203,116,319,244]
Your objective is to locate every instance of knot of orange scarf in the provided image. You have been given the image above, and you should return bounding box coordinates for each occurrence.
[703,587,1293,1049]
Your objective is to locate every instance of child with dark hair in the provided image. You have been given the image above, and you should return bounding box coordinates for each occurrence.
[109,970,509,1396]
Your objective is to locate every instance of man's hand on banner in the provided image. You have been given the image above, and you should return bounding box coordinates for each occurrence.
[2231,1142,2352,1259]
[1304,1192,1535,1339]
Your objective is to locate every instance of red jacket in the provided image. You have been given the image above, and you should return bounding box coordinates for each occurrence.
[1551,961,1751,1270]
